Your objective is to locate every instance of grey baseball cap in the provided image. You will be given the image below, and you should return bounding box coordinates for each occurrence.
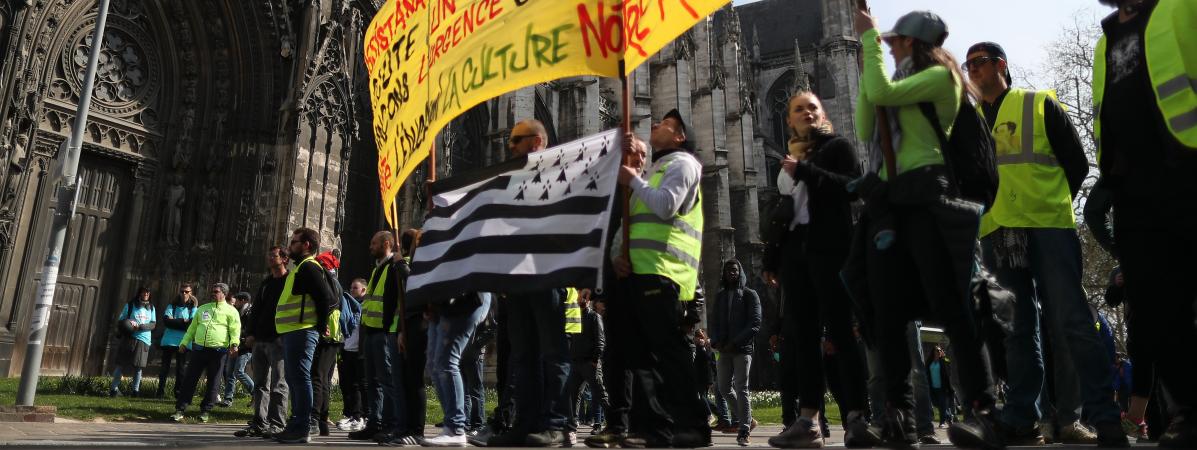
[880,11,948,46]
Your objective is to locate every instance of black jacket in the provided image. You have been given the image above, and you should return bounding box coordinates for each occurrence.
[570,306,605,361]
[709,260,762,355]
[925,357,954,394]
[246,273,286,342]
[764,133,862,272]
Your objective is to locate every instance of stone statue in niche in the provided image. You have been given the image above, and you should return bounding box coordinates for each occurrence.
[163,173,185,246]
[194,185,218,250]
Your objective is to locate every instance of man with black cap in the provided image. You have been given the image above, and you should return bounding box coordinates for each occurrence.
[965,41,1127,447]
[604,109,708,448]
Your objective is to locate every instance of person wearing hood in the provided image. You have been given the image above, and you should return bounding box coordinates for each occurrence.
[710,260,761,446]
[762,89,877,449]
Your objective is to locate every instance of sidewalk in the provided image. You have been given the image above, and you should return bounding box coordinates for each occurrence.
[0,423,817,448]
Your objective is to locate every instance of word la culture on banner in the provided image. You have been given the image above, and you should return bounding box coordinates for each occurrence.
[365,0,728,226]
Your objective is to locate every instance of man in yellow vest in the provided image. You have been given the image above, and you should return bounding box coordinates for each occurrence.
[488,119,578,448]
[349,230,407,444]
[273,227,334,444]
[966,41,1128,448]
[609,109,710,448]
[967,41,1125,447]
[1092,0,1197,446]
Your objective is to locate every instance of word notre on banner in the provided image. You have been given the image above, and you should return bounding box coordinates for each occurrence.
[365,0,730,226]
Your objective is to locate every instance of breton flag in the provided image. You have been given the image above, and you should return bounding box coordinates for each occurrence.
[405,129,622,306]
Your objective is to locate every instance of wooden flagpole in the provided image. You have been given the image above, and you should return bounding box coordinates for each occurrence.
[619,61,632,271]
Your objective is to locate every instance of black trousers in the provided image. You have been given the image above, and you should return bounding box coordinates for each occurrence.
[776,335,801,427]
[779,234,869,414]
[338,348,367,419]
[623,274,710,442]
[400,312,429,436]
[311,342,342,423]
[867,207,995,412]
[566,358,607,431]
[1114,224,1197,420]
[175,347,226,412]
[157,345,188,397]
[602,282,635,434]
[489,299,516,432]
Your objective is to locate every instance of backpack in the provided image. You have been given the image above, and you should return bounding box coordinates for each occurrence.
[918,99,999,209]
[339,292,361,339]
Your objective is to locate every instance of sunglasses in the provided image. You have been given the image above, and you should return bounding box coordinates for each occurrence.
[962,56,1003,72]
[509,134,538,145]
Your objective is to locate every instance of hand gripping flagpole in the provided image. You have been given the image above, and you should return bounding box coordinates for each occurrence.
[618,61,632,270]
[16,0,111,406]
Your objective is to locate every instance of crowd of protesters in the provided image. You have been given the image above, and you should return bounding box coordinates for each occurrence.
[104,0,1194,448]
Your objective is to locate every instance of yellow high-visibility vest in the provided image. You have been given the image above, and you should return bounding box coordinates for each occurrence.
[1093,0,1197,161]
[979,89,1076,238]
[275,256,319,334]
[628,157,703,301]
[564,288,581,334]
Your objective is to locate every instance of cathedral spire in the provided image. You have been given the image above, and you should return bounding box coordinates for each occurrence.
[791,39,809,94]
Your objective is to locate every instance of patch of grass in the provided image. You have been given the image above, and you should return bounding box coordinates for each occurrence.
[1,377,834,425]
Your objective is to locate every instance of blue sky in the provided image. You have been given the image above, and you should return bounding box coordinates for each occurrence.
[732,0,1111,85]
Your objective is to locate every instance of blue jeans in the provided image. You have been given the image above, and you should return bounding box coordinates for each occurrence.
[983,228,1120,428]
[427,294,490,436]
[280,329,318,433]
[111,367,143,393]
[363,329,403,431]
[223,352,255,400]
[507,291,571,432]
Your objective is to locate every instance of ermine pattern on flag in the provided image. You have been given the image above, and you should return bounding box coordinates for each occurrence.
[405,129,621,305]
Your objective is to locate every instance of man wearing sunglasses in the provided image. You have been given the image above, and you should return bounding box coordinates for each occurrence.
[966,41,1126,447]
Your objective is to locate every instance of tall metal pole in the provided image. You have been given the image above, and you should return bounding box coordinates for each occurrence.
[16,0,111,406]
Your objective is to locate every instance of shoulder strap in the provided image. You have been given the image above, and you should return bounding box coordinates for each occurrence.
[918,101,961,192]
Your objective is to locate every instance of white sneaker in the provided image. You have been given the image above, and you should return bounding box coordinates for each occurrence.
[567,431,578,446]
[421,433,468,447]
[351,418,367,432]
[337,417,354,429]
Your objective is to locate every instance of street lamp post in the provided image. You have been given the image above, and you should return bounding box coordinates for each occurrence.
[15,0,112,406]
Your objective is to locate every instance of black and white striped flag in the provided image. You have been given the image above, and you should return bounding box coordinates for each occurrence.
[405,129,621,306]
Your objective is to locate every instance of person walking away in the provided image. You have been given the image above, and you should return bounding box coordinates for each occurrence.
[272,228,334,443]
[172,282,241,423]
[337,278,369,432]
[311,251,346,436]
[710,260,761,446]
[1092,0,1197,446]
[609,109,711,448]
[218,292,255,407]
[157,284,197,398]
[423,292,493,447]
[848,8,1003,449]
[462,296,497,436]
[395,229,427,444]
[111,287,156,397]
[964,39,1126,447]
[761,90,879,448]
[566,289,607,437]
[235,246,290,438]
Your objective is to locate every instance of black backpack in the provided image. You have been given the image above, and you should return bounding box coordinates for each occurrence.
[919,99,999,209]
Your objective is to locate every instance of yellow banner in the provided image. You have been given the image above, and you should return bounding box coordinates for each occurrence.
[365,0,729,226]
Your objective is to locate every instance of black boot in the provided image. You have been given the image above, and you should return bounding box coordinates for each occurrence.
[881,408,919,449]
[947,408,1005,450]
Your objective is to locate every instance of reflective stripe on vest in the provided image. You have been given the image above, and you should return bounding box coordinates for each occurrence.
[276,256,319,334]
[361,263,389,330]
[1094,0,1197,163]
[979,89,1076,237]
[564,288,582,334]
[628,157,704,301]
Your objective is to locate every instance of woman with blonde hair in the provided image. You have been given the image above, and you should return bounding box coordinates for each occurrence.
[763,90,877,449]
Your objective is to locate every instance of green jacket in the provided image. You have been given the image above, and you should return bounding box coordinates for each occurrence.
[855,28,962,177]
[181,301,241,349]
